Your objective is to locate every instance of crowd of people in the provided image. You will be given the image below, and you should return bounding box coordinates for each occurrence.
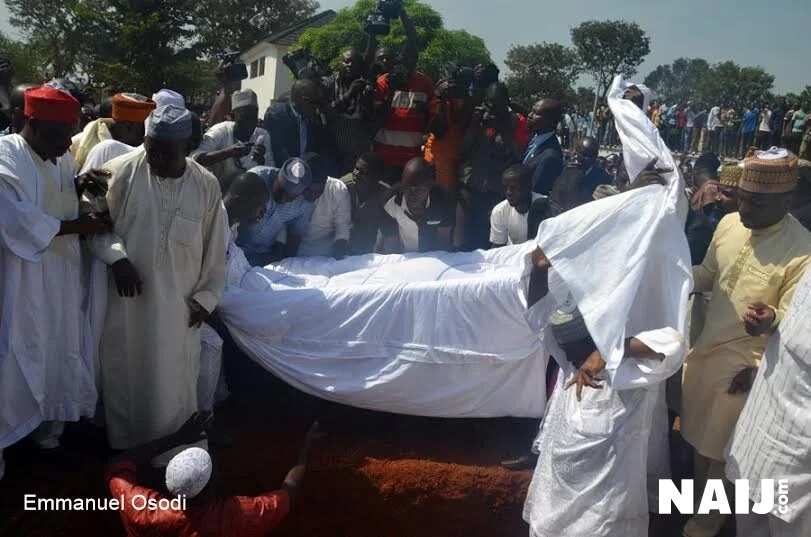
[1,4,810,536]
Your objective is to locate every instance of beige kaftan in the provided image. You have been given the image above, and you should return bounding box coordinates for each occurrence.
[681,212,811,461]
[92,147,226,450]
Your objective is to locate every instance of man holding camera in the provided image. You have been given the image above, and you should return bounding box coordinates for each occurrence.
[323,48,376,176]
[194,89,274,184]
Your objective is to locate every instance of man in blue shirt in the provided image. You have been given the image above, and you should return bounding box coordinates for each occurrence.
[237,157,315,266]
[740,106,759,158]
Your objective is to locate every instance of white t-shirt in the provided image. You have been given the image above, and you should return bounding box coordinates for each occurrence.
[489,193,544,246]
[298,177,353,257]
[193,121,274,181]
[759,110,772,132]
[80,139,135,174]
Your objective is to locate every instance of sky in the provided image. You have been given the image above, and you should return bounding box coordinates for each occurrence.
[2,0,809,93]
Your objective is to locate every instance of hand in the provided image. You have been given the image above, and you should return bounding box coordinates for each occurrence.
[348,79,368,98]
[566,349,606,402]
[633,158,672,189]
[250,143,265,166]
[60,213,113,236]
[173,412,213,445]
[531,247,551,271]
[743,302,776,336]
[111,258,143,297]
[188,299,210,328]
[728,367,758,395]
[75,169,111,197]
[229,142,254,158]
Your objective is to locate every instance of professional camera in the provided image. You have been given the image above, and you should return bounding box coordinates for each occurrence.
[364,0,403,36]
[475,103,499,127]
[443,63,474,99]
[217,50,248,84]
[283,49,326,80]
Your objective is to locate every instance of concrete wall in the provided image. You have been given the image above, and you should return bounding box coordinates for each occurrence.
[241,43,295,115]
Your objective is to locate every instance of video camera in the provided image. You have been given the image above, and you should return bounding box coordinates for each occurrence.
[364,0,403,36]
[443,63,474,99]
[217,50,248,84]
[283,49,327,80]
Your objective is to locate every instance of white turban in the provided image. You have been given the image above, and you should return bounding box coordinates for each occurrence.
[146,104,192,141]
[165,447,212,498]
[231,89,258,111]
[152,89,186,110]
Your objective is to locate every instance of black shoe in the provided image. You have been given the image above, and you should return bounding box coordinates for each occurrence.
[500,453,538,471]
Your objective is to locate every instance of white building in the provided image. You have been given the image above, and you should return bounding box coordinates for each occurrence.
[240,10,336,112]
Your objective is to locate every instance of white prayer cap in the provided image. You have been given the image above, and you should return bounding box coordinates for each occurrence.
[146,104,192,141]
[165,447,212,498]
[152,89,186,110]
[231,89,258,111]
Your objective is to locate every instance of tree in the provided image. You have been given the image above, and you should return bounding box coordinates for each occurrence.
[295,0,490,82]
[698,61,774,109]
[191,0,319,58]
[643,58,710,105]
[504,42,582,109]
[800,87,811,111]
[570,20,650,99]
[0,32,49,84]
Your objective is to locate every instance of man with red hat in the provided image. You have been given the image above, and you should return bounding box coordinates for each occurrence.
[0,86,111,480]
[71,92,156,170]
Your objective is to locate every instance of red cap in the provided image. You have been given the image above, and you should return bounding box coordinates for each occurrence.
[24,86,80,124]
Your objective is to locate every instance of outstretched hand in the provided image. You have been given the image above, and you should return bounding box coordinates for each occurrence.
[566,349,606,402]
[632,158,672,189]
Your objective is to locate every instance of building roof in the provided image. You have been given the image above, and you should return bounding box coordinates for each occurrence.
[264,10,337,47]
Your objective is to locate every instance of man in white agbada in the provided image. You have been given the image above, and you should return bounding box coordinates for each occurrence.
[91,104,227,451]
[522,76,692,537]
[725,265,811,537]
[193,89,274,182]
[0,86,110,479]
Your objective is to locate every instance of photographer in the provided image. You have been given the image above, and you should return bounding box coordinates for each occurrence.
[366,0,418,80]
[424,65,475,192]
[194,89,274,183]
[322,48,376,175]
[458,82,529,250]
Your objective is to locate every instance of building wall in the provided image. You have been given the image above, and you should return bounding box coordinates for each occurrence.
[241,43,295,114]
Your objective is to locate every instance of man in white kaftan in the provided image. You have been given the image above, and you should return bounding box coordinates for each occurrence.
[0,86,106,479]
[92,105,226,450]
[725,266,811,537]
[522,75,693,537]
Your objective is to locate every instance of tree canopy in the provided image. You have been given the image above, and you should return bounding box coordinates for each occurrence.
[570,20,650,99]
[644,58,775,109]
[295,0,490,82]
[504,42,581,109]
[4,0,319,100]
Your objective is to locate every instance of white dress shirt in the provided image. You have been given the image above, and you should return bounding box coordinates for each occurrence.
[298,177,353,257]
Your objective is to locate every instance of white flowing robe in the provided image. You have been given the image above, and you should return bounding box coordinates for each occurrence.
[522,76,693,537]
[0,134,97,450]
[91,148,226,450]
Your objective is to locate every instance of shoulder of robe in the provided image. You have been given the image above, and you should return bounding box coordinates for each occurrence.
[715,212,741,235]
[186,158,222,199]
[785,215,811,256]
[105,146,146,176]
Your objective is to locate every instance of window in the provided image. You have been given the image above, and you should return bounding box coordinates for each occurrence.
[250,60,258,79]
[258,56,266,77]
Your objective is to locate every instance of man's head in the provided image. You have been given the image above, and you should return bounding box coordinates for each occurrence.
[165,448,212,501]
[353,152,385,197]
[144,105,192,178]
[401,157,435,211]
[502,164,533,210]
[527,98,562,134]
[110,93,156,147]
[574,136,600,171]
[271,158,312,203]
[693,152,721,188]
[222,171,270,224]
[291,78,322,122]
[339,48,365,80]
[623,84,651,112]
[483,82,511,117]
[375,47,394,75]
[98,97,114,119]
[231,89,259,136]
[152,89,186,110]
[738,150,798,229]
[21,86,80,161]
[552,166,594,211]
[388,62,411,92]
[302,152,329,202]
[10,83,38,134]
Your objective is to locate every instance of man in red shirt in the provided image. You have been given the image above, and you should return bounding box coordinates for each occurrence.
[106,413,320,537]
[373,54,435,181]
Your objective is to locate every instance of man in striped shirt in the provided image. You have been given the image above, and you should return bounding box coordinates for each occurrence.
[725,265,811,537]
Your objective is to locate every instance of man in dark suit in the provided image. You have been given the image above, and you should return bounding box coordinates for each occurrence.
[572,136,612,193]
[263,79,329,165]
[524,98,564,195]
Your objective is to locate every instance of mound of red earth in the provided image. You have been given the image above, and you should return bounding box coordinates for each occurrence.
[0,357,539,537]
